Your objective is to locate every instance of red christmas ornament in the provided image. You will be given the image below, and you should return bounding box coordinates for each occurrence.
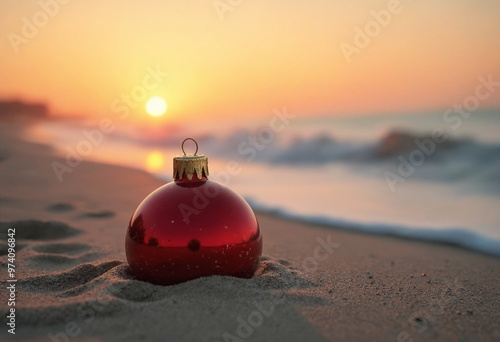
[126,138,263,285]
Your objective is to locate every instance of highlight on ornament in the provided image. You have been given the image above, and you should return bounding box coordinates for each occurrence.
[126,138,263,285]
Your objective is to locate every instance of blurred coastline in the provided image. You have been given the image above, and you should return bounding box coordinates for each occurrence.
[3,99,500,256]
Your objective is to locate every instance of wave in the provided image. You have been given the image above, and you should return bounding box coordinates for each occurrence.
[203,130,500,186]
[246,198,500,257]
[121,128,500,163]
[255,130,500,165]
[57,118,500,187]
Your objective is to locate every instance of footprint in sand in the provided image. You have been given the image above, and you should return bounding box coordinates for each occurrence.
[0,243,25,255]
[32,242,90,254]
[0,220,101,271]
[29,243,101,271]
[78,210,115,219]
[0,152,8,164]
[0,220,81,240]
[27,253,103,271]
[45,203,75,213]
[0,220,78,268]
[45,201,114,220]
[19,261,122,293]
[0,196,16,205]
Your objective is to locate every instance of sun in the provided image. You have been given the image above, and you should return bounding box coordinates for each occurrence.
[146,97,167,117]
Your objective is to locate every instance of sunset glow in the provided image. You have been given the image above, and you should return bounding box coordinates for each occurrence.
[145,151,165,172]
[0,1,499,121]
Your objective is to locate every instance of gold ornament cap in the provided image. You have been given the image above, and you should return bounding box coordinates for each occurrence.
[173,138,209,181]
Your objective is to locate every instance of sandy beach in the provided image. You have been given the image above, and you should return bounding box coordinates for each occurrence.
[1,122,499,342]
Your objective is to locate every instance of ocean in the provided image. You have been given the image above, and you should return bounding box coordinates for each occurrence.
[25,109,500,256]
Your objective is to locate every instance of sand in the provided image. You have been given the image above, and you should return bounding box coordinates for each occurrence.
[0,122,499,342]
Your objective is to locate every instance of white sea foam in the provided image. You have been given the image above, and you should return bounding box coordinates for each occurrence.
[247,198,500,257]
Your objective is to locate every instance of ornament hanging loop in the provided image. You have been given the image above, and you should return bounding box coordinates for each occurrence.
[181,138,198,156]
[174,138,208,180]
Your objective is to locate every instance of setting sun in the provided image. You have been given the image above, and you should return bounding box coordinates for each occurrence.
[146,97,167,117]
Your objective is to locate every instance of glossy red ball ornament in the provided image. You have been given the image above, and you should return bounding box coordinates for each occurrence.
[126,138,263,285]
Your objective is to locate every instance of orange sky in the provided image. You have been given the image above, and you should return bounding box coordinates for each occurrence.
[1,0,499,124]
